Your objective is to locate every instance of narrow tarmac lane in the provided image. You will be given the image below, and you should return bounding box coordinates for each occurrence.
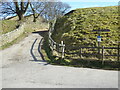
[0,32,119,88]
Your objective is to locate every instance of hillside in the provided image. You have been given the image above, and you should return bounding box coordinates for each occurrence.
[52,6,119,60]
[0,15,48,49]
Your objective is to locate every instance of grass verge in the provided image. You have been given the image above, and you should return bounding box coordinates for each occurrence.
[0,32,28,50]
[41,32,54,63]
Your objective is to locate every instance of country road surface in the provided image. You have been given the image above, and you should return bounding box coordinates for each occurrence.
[0,31,119,88]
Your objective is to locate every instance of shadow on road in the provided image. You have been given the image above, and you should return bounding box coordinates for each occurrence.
[30,38,38,61]
[38,38,46,62]
[30,30,48,63]
[32,30,48,37]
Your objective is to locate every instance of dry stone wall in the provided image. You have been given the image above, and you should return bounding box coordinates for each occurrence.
[0,24,25,47]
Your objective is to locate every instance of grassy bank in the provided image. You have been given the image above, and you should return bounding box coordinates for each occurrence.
[52,6,119,61]
[41,32,54,63]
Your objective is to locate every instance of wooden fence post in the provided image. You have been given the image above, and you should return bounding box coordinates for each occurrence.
[118,45,120,62]
[50,41,53,51]
[97,47,101,60]
[49,37,52,50]
[61,41,65,59]
[53,43,56,50]
[52,41,54,51]
[102,46,104,65]
[48,37,50,46]
[52,43,56,56]
[80,47,82,58]
[53,43,56,52]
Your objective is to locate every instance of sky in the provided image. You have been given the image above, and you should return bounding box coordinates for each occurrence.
[0,0,119,19]
[61,0,119,10]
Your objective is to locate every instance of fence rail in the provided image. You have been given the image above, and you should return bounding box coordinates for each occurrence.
[65,46,119,49]
[48,35,119,62]
[65,45,120,62]
[48,18,65,58]
[49,36,65,58]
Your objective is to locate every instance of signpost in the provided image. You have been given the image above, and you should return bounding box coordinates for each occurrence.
[92,29,110,46]
[97,36,101,42]
[92,29,110,54]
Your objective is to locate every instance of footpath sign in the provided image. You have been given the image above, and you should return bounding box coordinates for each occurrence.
[92,29,110,54]
[97,36,101,42]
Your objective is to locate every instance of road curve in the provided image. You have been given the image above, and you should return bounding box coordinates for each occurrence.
[0,32,119,88]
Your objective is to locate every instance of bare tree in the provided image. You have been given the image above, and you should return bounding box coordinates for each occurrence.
[1,0,70,22]
[29,1,47,22]
[41,0,71,33]
[1,0,30,20]
[29,0,71,22]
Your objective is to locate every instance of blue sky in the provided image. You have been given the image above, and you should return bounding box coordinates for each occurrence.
[1,0,119,19]
[61,0,119,10]
[67,2,119,10]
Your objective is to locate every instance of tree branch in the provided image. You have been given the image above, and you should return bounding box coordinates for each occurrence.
[21,0,24,11]
[36,3,48,18]
[24,0,30,13]
[30,2,36,17]
[14,2,19,12]
[7,4,16,13]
